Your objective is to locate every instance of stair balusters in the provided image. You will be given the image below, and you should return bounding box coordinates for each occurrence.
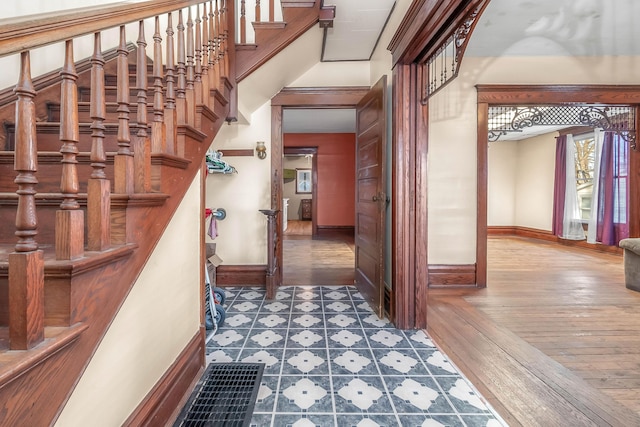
[166,12,178,156]
[201,3,211,109]
[194,7,203,128]
[208,2,217,97]
[240,0,246,44]
[151,16,166,155]
[115,25,134,194]
[134,20,151,192]
[213,0,221,93]
[221,0,230,82]
[176,10,188,129]
[10,51,45,350]
[186,8,196,127]
[57,40,84,260]
[88,32,111,251]
[255,0,261,23]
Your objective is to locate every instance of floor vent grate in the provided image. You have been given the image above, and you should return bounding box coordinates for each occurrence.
[174,363,264,427]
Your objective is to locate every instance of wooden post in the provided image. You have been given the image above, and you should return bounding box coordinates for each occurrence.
[240,0,246,44]
[201,3,211,109]
[222,0,230,80]
[10,51,44,350]
[194,6,203,128]
[269,0,274,22]
[166,12,177,156]
[115,25,134,194]
[256,0,261,23]
[56,39,84,260]
[134,20,151,192]
[186,8,196,128]
[208,1,217,97]
[88,32,111,252]
[259,209,279,299]
[176,10,187,128]
[151,16,166,155]
[213,0,221,92]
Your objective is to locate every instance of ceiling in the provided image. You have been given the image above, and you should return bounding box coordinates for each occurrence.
[284,0,640,136]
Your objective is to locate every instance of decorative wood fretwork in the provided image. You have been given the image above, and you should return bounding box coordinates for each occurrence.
[488,105,637,148]
[422,3,484,101]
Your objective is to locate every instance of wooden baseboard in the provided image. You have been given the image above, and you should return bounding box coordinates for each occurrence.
[488,226,622,255]
[125,331,204,426]
[216,265,266,286]
[429,264,477,287]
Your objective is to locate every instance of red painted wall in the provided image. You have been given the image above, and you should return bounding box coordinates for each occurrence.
[284,133,355,227]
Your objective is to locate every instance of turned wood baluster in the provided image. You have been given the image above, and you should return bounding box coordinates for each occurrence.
[213,0,221,92]
[256,0,261,23]
[176,10,187,126]
[186,8,196,127]
[201,3,211,109]
[221,0,230,80]
[194,6,204,128]
[134,20,151,192]
[56,40,84,260]
[115,25,134,194]
[87,32,111,252]
[166,12,177,155]
[240,0,246,44]
[151,16,166,155]
[10,51,44,350]
[208,1,217,95]
[269,0,274,22]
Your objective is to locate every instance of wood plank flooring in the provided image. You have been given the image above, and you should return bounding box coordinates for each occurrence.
[428,236,640,426]
[283,229,354,286]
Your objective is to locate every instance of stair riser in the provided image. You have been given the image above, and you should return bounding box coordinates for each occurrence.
[0,161,115,193]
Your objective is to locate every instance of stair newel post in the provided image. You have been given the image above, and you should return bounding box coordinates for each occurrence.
[201,3,211,110]
[240,0,246,44]
[259,209,279,299]
[176,10,188,130]
[9,50,45,350]
[194,5,203,129]
[208,1,218,96]
[186,8,196,127]
[151,16,166,155]
[165,12,178,156]
[134,20,151,192]
[87,32,111,252]
[115,25,134,195]
[56,39,85,261]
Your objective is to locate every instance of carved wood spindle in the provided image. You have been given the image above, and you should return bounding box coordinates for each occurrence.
[213,0,221,92]
[134,20,151,192]
[176,10,187,126]
[10,50,44,350]
[256,0,261,23]
[186,8,196,127]
[115,25,134,194]
[240,0,246,44]
[194,6,204,128]
[222,0,230,80]
[269,0,274,22]
[201,3,211,109]
[151,16,166,155]
[87,32,111,252]
[56,39,84,260]
[208,1,217,96]
[165,12,177,155]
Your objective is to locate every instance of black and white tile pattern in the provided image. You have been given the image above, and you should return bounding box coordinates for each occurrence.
[206,286,506,427]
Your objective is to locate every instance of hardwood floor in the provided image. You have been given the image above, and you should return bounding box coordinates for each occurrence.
[283,229,354,286]
[428,236,640,426]
[284,220,312,236]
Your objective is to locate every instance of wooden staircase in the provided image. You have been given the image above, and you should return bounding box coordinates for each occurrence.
[0,0,324,424]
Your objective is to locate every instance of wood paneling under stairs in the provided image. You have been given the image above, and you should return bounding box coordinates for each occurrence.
[428,236,640,426]
[283,229,354,286]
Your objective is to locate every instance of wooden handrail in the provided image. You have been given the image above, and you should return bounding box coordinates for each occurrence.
[0,0,205,57]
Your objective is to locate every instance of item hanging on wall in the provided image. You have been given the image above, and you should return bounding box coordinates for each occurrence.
[206,151,237,174]
[205,208,226,239]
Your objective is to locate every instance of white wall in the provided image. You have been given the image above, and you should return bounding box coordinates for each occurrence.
[514,133,556,230]
[206,103,272,265]
[428,54,640,265]
[488,141,517,226]
[56,172,202,426]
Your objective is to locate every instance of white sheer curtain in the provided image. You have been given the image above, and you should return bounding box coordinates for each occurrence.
[587,128,604,243]
[562,134,586,240]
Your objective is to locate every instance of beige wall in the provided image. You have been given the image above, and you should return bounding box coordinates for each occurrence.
[56,172,202,426]
[488,141,517,226]
[283,156,313,220]
[428,55,640,265]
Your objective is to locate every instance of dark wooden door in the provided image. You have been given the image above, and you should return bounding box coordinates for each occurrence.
[355,76,387,318]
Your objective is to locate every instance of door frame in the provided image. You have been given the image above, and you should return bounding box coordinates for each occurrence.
[476,84,640,286]
[269,87,370,299]
[283,146,318,235]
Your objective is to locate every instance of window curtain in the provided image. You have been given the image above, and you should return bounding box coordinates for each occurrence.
[595,131,629,245]
[587,129,604,243]
[562,134,587,240]
[552,135,567,236]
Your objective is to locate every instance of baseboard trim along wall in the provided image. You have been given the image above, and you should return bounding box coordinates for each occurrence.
[125,331,204,426]
[216,265,267,286]
[428,264,477,287]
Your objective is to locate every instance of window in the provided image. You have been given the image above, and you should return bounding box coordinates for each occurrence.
[573,134,595,221]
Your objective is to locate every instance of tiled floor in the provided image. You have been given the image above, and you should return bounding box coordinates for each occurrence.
[206,286,506,427]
